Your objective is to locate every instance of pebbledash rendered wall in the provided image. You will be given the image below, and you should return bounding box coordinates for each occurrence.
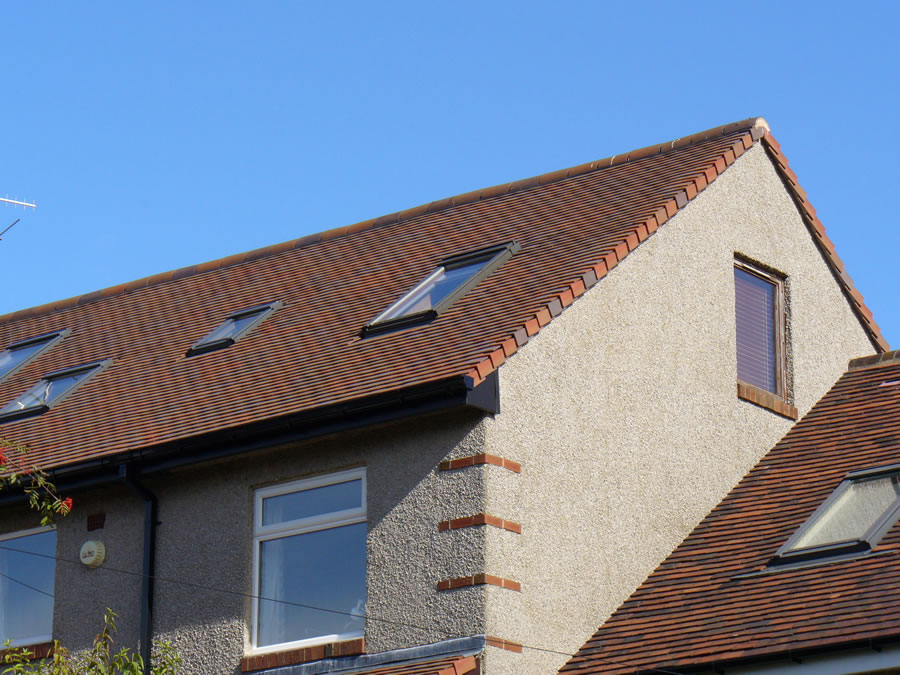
[37,406,493,674]
[474,142,877,674]
[1,141,878,675]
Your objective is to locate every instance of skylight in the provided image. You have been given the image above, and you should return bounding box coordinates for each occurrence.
[0,330,70,384]
[363,242,519,336]
[771,464,900,566]
[0,360,110,423]
[187,301,282,357]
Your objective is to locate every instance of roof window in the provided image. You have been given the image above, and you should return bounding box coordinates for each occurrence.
[770,464,900,566]
[0,330,70,384]
[187,301,282,357]
[0,359,110,423]
[363,242,519,336]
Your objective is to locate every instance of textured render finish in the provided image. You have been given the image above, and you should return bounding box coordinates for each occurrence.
[27,408,489,674]
[478,144,875,674]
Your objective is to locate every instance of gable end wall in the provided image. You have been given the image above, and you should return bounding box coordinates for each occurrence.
[479,143,875,674]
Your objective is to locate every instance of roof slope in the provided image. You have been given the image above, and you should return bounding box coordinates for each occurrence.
[0,118,886,471]
[562,351,900,674]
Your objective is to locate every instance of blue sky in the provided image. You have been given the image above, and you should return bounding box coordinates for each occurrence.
[2,2,898,347]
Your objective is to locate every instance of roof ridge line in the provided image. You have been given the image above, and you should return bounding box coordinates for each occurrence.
[0,118,766,325]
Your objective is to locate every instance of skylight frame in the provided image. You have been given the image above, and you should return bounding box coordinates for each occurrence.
[186,300,283,357]
[0,329,71,385]
[0,358,112,424]
[362,241,520,337]
[770,463,900,567]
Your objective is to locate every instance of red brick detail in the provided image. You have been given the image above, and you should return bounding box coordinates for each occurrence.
[437,574,521,592]
[241,638,364,672]
[485,636,524,654]
[439,453,521,473]
[736,381,798,420]
[0,642,54,662]
[438,513,522,534]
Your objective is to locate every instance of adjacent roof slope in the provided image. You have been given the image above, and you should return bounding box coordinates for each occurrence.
[0,118,886,471]
[562,351,900,674]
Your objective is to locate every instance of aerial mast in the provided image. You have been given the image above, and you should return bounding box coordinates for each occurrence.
[0,196,36,241]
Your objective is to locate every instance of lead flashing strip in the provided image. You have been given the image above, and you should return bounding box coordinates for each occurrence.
[438,513,522,534]
[437,574,521,592]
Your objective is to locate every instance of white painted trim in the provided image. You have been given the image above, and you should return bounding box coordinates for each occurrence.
[250,468,366,651]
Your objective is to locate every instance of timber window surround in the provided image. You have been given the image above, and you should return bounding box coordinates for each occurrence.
[734,259,786,397]
[770,464,900,567]
[0,526,55,647]
[252,468,366,652]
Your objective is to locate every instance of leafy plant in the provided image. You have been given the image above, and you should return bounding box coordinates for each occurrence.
[1,609,181,674]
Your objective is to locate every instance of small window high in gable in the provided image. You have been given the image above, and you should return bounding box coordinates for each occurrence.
[734,260,786,396]
[771,464,900,567]
[0,330,70,384]
[186,301,282,357]
[363,242,519,336]
[0,359,110,424]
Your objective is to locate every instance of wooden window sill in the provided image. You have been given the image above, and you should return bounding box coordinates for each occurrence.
[737,381,797,420]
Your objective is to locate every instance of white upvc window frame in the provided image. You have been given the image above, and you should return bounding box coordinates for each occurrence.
[250,467,366,654]
[0,525,56,647]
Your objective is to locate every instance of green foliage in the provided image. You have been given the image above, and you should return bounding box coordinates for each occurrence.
[0,444,182,673]
[0,439,71,526]
[1,609,181,674]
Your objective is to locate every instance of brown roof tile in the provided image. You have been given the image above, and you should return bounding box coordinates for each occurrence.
[561,352,900,674]
[0,118,884,471]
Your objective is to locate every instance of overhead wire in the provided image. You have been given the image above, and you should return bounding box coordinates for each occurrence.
[0,543,681,674]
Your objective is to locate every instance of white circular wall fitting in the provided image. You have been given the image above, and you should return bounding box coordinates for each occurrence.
[80,540,106,568]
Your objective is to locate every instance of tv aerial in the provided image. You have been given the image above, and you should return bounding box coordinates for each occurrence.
[0,196,36,241]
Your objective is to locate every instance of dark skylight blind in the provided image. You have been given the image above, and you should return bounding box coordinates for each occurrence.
[734,266,778,393]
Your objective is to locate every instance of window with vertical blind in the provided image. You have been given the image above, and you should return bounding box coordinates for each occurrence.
[734,261,785,396]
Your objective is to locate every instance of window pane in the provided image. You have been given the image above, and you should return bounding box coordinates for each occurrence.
[201,310,266,345]
[792,475,900,550]
[0,341,48,381]
[263,479,362,526]
[378,257,493,322]
[0,530,55,645]
[0,367,96,415]
[734,267,778,393]
[257,522,366,647]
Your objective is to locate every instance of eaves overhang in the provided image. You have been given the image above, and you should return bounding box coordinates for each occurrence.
[0,371,500,504]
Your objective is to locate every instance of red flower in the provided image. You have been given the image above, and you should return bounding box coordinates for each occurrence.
[0,452,6,465]
[58,497,73,513]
